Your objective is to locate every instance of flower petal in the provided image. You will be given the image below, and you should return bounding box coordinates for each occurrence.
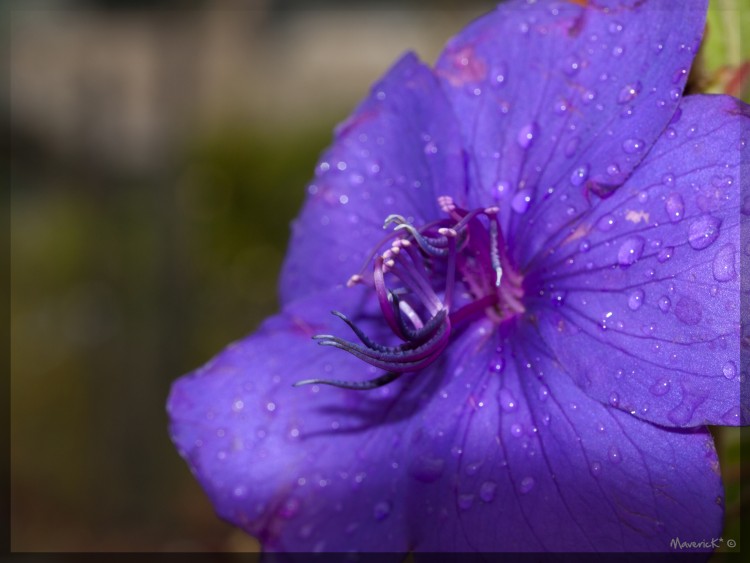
[525,94,748,427]
[434,0,707,264]
[279,53,465,305]
[410,324,724,552]
[168,286,418,554]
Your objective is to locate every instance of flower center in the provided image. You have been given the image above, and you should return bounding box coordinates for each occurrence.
[294,196,524,390]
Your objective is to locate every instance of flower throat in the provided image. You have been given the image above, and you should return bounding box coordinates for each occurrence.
[294,196,524,390]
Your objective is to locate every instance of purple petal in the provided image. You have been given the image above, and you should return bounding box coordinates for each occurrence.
[525,95,748,427]
[279,53,465,305]
[168,286,416,554]
[434,0,707,264]
[408,326,723,553]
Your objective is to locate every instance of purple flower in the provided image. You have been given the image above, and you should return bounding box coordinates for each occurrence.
[168,0,747,554]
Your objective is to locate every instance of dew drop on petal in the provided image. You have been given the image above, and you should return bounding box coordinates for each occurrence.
[617,236,645,266]
[373,500,392,521]
[511,190,532,214]
[722,407,740,425]
[458,493,475,510]
[722,361,737,380]
[617,82,641,104]
[590,461,602,477]
[658,296,671,313]
[517,123,538,149]
[479,481,497,502]
[712,244,736,282]
[538,385,550,402]
[564,136,580,158]
[667,395,701,426]
[650,378,670,396]
[510,423,523,438]
[409,455,445,483]
[621,138,645,154]
[499,388,518,412]
[627,289,644,311]
[657,246,674,263]
[570,164,590,186]
[665,193,684,222]
[597,214,615,232]
[608,446,622,464]
[688,215,721,250]
[518,477,535,494]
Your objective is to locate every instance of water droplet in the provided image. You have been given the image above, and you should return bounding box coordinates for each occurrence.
[608,21,624,34]
[517,123,539,149]
[672,67,688,84]
[550,289,567,306]
[657,246,674,263]
[494,62,508,86]
[622,138,645,154]
[617,82,641,104]
[597,214,615,232]
[722,361,737,380]
[688,215,721,250]
[266,401,277,413]
[562,55,580,76]
[570,164,590,186]
[519,476,535,494]
[667,393,703,426]
[510,423,523,438]
[538,385,549,402]
[627,289,644,311]
[373,500,392,521]
[424,141,438,155]
[608,446,622,464]
[674,296,702,325]
[299,523,314,538]
[490,358,505,373]
[721,407,740,425]
[665,193,684,222]
[617,236,645,266]
[458,493,474,510]
[590,461,602,477]
[581,88,597,104]
[511,190,532,214]
[712,244,736,282]
[280,497,301,519]
[479,481,497,502]
[499,388,518,412]
[409,455,445,483]
[553,97,568,115]
[564,136,580,158]
[606,163,621,177]
[658,296,671,313]
[650,378,670,396]
[612,45,625,57]
[669,88,681,101]
[609,392,620,407]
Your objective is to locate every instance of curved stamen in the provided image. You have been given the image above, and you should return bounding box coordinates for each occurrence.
[314,313,450,363]
[293,371,402,390]
[301,195,524,391]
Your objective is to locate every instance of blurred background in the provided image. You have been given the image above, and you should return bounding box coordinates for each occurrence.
[8,0,748,554]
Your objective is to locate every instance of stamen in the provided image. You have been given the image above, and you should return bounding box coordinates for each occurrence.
[293,371,402,390]
[489,217,503,287]
[305,195,524,392]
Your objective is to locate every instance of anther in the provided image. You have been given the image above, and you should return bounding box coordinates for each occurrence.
[347,274,364,287]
